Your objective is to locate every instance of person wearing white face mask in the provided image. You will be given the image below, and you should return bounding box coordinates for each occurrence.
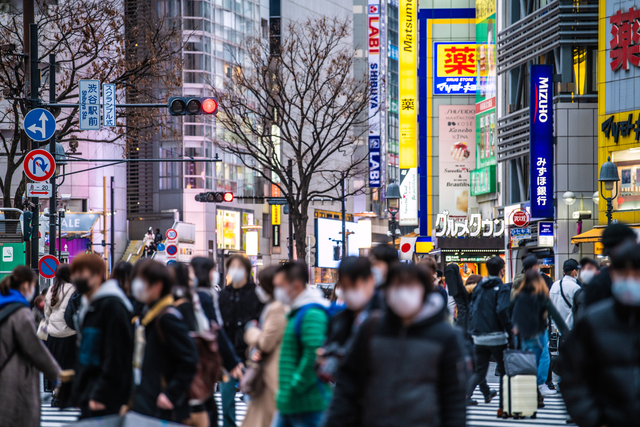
[324,262,467,427]
[219,255,264,427]
[316,257,376,384]
[572,257,599,322]
[368,244,399,310]
[241,266,287,427]
[559,240,640,427]
[0,266,61,427]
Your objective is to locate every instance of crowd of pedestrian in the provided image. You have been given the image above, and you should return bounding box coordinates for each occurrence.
[1,223,640,427]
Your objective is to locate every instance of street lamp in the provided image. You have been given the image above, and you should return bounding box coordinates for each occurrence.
[386,181,401,247]
[598,156,620,225]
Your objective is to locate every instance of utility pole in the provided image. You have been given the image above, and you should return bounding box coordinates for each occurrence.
[287,159,294,262]
[341,173,346,259]
[49,54,57,258]
[110,176,115,272]
[29,23,39,275]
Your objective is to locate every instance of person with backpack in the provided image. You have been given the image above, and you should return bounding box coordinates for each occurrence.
[466,256,512,407]
[550,259,581,332]
[323,262,467,427]
[131,260,199,423]
[272,261,330,427]
[70,253,134,418]
[0,266,61,427]
[43,264,76,406]
[241,266,287,427]
[316,257,376,384]
[511,270,568,405]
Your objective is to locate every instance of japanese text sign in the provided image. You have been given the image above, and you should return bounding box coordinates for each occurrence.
[399,0,417,169]
[103,83,116,127]
[530,65,554,219]
[434,43,477,95]
[368,0,382,188]
[609,7,640,71]
[79,79,101,130]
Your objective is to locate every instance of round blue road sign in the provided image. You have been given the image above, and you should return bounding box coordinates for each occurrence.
[167,260,177,265]
[157,243,166,251]
[39,254,60,279]
[23,109,56,142]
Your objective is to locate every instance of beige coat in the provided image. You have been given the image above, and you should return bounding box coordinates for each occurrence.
[0,306,60,427]
[241,301,287,427]
[44,283,76,338]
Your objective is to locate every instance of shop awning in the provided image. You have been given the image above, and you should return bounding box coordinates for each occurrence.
[571,227,604,244]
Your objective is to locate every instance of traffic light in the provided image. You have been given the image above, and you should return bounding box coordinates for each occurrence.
[168,97,218,116]
[195,192,234,203]
[22,211,32,240]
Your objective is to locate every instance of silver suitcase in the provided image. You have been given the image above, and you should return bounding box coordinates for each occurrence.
[502,375,538,419]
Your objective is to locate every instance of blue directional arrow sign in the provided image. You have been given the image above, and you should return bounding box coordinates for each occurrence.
[23,109,56,142]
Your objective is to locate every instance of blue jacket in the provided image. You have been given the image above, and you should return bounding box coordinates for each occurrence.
[0,289,29,310]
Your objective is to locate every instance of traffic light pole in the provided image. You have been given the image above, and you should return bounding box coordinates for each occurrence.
[49,54,57,258]
[29,23,39,277]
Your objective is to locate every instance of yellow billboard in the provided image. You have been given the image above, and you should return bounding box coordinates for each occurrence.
[399,0,417,169]
[272,205,281,225]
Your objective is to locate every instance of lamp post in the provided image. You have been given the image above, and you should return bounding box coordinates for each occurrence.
[386,181,401,248]
[598,156,620,226]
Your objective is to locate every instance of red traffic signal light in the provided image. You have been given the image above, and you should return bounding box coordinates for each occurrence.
[202,98,218,114]
[223,192,233,202]
[168,97,218,116]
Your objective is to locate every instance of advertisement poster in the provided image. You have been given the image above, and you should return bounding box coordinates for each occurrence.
[438,105,477,219]
[470,164,496,195]
[368,0,381,188]
[399,0,418,169]
[399,168,418,225]
[434,42,477,95]
[530,64,554,219]
[475,0,497,169]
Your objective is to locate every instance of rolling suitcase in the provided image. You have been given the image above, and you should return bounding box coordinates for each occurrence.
[502,375,538,419]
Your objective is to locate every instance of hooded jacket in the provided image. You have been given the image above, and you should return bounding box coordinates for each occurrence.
[323,293,467,427]
[0,290,60,427]
[468,277,512,346]
[277,287,330,414]
[219,281,264,358]
[44,283,76,338]
[559,299,640,427]
[71,280,134,415]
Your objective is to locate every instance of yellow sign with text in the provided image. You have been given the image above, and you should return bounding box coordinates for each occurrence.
[272,205,281,225]
[399,0,418,169]
[436,43,477,77]
[476,0,496,23]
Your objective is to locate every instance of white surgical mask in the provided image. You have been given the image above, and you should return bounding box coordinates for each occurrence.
[227,268,246,285]
[255,285,272,303]
[211,271,220,288]
[274,287,291,305]
[612,279,640,306]
[25,287,35,302]
[372,266,385,287]
[132,278,147,302]
[386,285,424,318]
[343,289,370,311]
[579,270,595,285]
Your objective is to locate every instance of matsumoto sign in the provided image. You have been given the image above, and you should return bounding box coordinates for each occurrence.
[435,211,505,238]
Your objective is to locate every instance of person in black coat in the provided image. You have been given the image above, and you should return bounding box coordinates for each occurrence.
[559,241,640,427]
[444,263,469,330]
[131,260,199,423]
[69,254,134,419]
[324,263,467,427]
[218,255,263,427]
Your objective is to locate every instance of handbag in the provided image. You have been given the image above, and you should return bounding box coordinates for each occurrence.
[37,318,49,340]
[239,356,265,397]
[503,336,537,376]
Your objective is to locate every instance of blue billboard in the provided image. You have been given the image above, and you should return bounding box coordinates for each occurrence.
[530,65,553,219]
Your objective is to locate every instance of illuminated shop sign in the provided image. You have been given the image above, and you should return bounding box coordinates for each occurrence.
[435,211,505,238]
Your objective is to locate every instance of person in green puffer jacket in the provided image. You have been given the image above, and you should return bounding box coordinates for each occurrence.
[272,262,330,427]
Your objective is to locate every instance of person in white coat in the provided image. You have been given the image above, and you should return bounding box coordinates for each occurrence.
[43,264,76,406]
[550,259,581,331]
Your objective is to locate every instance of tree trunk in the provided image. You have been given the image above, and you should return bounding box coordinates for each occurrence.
[291,203,310,264]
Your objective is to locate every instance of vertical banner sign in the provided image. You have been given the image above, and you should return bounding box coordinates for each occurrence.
[368,0,381,188]
[530,64,554,218]
[79,79,101,130]
[272,205,281,225]
[103,84,116,127]
[399,0,418,225]
[399,0,417,168]
[475,0,497,169]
